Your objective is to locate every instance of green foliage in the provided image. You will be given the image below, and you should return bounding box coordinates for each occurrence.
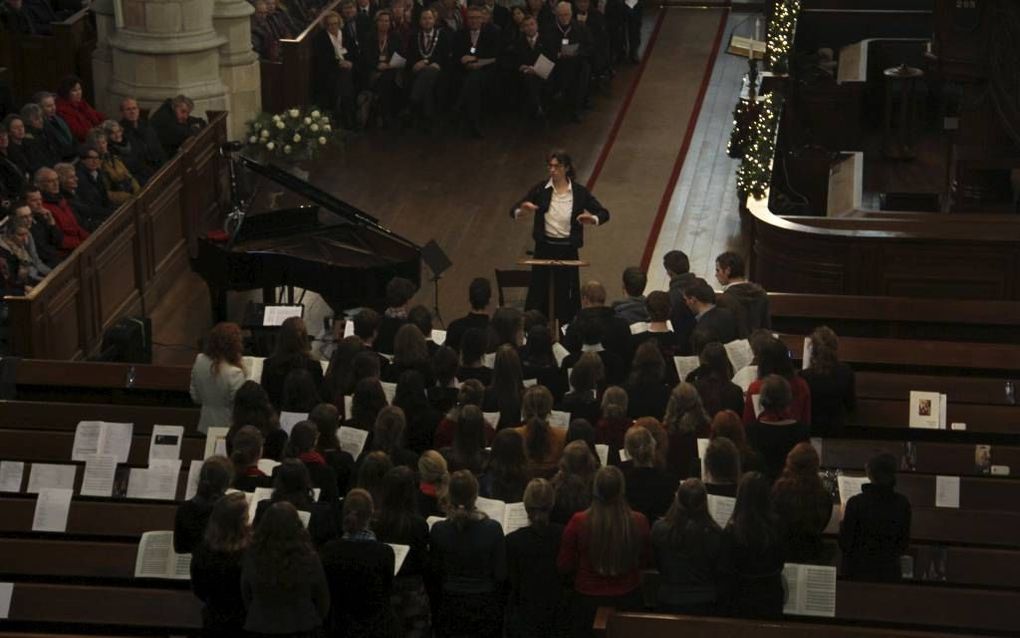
[765,0,801,73]
[244,107,342,161]
[736,94,781,200]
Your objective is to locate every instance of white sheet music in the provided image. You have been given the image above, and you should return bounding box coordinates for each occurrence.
[343,395,354,421]
[707,494,735,527]
[249,486,274,522]
[134,531,191,580]
[320,359,330,375]
[126,460,181,500]
[26,463,76,493]
[523,378,538,388]
[673,356,700,383]
[0,461,24,492]
[549,410,570,429]
[184,460,204,501]
[595,444,609,466]
[72,421,133,464]
[783,563,836,617]
[257,458,281,475]
[80,454,117,497]
[801,336,813,370]
[697,438,709,480]
[204,427,230,460]
[483,412,500,426]
[502,502,529,534]
[242,356,265,382]
[618,447,630,463]
[149,425,184,463]
[389,50,407,68]
[279,412,308,436]
[723,340,754,374]
[381,382,397,404]
[552,343,570,367]
[533,53,555,79]
[387,543,411,576]
[935,475,960,509]
[426,515,444,529]
[338,426,369,460]
[836,475,869,509]
[298,510,311,528]
[263,305,302,327]
[752,393,763,417]
[482,353,496,368]
[0,582,11,619]
[31,488,73,532]
[475,496,506,525]
[431,329,447,345]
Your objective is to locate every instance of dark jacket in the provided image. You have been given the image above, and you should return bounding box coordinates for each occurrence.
[839,483,911,581]
[452,23,503,62]
[43,115,76,161]
[430,516,507,594]
[772,480,833,564]
[667,272,697,355]
[406,26,453,69]
[539,18,592,59]
[800,362,856,436]
[561,347,626,387]
[240,551,330,634]
[506,523,566,636]
[191,544,247,636]
[29,212,64,268]
[747,420,810,483]
[717,281,771,337]
[562,305,630,361]
[173,495,217,554]
[624,380,670,420]
[719,526,785,619]
[73,165,115,230]
[150,99,207,157]
[691,305,739,351]
[259,353,324,410]
[320,538,397,638]
[611,295,649,325]
[651,517,723,612]
[443,311,488,352]
[693,375,745,417]
[622,465,676,524]
[510,179,610,249]
[120,118,168,175]
[311,28,359,107]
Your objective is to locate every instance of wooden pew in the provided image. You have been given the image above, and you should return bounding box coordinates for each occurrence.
[0,538,138,580]
[848,399,1017,434]
[8,359,194,406]
[0,401,200,434]
[259,0,341,114]
[0,429,205,466]
[781,334,1020,374]
[3,582,201,630]
[821,437,1020,477]
[820,505,1020,548]
[0,8,96,104]
[855,372,1016,406]
[0,496,176,538]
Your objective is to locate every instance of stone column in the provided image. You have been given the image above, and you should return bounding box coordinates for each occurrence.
[107,0,229,120]
[213,0,262,139]
[91,0,117,115]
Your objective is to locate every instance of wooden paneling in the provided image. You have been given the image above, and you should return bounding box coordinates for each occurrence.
[2,114,229,360]
[0,9,96,104]
[258,0,342,114]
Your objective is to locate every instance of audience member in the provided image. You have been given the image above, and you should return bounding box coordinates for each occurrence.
[771,442,833,563]
[320,489,397,637]
[101,118,156,185]
[35,91,75,161]
[191,322,247,434]
[3,204,49,278]
[0,129,28,206]
[430,470,507,638]
[652,478,723,614]
[714,251,770,336]
[719,472,784,619]
[0,217,44,284]
[86,126,140,205]
[71,149,115,229]
[3,114,46,176]
[35,166,88,254]
[54,75,105,142]
[190,491,251,638]
[312,10,358,128]
[621,425,675,523]
[799,326,856,435]
[20,101,65,164]
[241,502,330,635]
[840,452,911,582]
[22,187,62,267]
[119,97,168,175]
[150,94,207,156]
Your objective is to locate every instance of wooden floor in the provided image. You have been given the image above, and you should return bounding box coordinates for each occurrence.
[150,8,730,364]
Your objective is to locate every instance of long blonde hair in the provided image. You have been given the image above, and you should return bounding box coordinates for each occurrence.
[585,466,641,576]
[662,382,709,436]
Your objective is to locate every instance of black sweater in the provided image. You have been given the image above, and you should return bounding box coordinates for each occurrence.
[839,483,911,581]
[320,538,396,637]
[190,544,247,636]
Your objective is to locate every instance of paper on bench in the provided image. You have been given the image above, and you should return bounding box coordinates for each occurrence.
[127,460,182,500]
[707,494,735,527]
[387,543,411,576]
[135,531,191,580]
[31,488,73,532]
[280,412,308,436]
[338,426,369,460]
[673,356,700,383]
[0,582,11,619]
[0,461,24,492]
[908,391,946,430]
[185,460,204,501]
[27,463,77,493]
[782,563,836,617]
[149,425,184,463]
[204,427,230,460]
[935,475,960,509]
[243,356,265,382]
[72,421,133,464]
[723,340,753,374]
[80,454,117,497]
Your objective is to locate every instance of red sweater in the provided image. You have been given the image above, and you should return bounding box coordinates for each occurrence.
[743,375,812,427]
[557,509,651,597]
[42,196,89,253]
[55,97,106,142]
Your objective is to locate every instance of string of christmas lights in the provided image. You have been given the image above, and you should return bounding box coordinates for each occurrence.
[727,98,759,159]
[736,93,781,199]
[765,0,801,73]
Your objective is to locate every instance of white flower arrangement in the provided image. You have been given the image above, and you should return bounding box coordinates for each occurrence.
[244,107,343,161]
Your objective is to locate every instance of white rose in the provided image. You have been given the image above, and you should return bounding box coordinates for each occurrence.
[319,136,327,145]
[303,117,312,125]
[272,114,281,122]
[289,109,299,117]
[284,145,292,154]
[276,121,285,129]
[266,142,275,150]
[293,134,302,143]
[311,110,321,118]
[248,135,258,143]
[310,124,319,132]
[323,124,332,132]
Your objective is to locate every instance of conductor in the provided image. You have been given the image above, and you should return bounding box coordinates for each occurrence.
[510,149,610,324]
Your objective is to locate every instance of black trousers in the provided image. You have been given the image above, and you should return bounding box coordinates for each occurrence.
[525,239,580,325]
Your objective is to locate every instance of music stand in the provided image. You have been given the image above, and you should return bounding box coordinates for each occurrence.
[422,240,452,326]
[518,258,590,335]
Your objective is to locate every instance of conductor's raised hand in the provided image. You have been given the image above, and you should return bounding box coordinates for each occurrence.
[518,201,538,214]
[577,211,599,225]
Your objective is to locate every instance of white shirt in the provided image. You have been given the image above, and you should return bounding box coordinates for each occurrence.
[544,179,573,238]
[328,30,346,60]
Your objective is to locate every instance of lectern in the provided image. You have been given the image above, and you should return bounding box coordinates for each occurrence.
[518,258,590,335]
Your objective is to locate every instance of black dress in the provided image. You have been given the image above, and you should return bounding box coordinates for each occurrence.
[746,420,810,483]
[840,483,911,581]
[621,465,676,524]
[800,363,856,436]
[191,544,247,637]
[719,527,785,620]
[173,495,216,554]
[320,538,397,638]
[506,523,566,637]
[260,353,325,410]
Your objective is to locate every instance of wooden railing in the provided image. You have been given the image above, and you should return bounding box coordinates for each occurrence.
[3,113,230,360]
[259,0,342,114]
[0,7,96,104]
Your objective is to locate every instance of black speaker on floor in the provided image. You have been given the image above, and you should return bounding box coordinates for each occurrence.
[91,317,153,363]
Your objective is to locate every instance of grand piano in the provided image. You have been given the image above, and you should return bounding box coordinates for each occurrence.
[192,153,421,321]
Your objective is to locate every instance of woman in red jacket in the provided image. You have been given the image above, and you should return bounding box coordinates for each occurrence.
[557,465,651,638]
[54,75,106,143]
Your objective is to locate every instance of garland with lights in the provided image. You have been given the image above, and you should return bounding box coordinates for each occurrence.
[727,98,760,159]
[765,0,801,73]
[736,93,781,199]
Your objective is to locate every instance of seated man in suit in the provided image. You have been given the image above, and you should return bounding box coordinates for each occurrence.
[406,7,451,132]
[453,5,501,138]
[313,10,359,129]
[35,167,88,257]
[541,1,592,122]
[683,277,738,354]
[252,0,282,61]
[714,250,770,337]
[69,149,114,230]
[23,186,64,268]
[118,97,168,179]
[510,14,552,120]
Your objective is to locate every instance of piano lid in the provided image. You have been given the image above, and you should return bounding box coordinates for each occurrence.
[234,153,418,252]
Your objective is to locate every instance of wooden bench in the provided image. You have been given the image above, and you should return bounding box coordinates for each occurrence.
[0,496,177,538]
[6,359,194,406]
[781,334,1020,374]
[0,429,205,466]
[821,437,1020,477]
[0,401,200,434]
[0,8,96,104]
[259,0,341,114]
